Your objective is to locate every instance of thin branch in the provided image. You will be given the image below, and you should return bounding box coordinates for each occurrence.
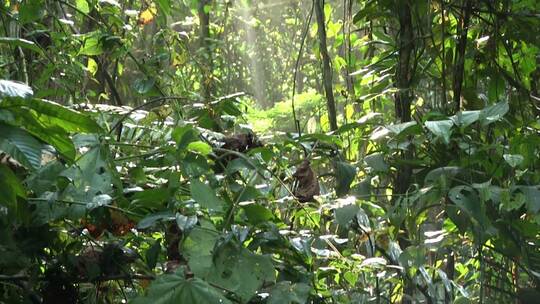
[109,96,188,134]
[291,1,315,136]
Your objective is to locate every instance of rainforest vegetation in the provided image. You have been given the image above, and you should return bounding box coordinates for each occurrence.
[1,0,540,303]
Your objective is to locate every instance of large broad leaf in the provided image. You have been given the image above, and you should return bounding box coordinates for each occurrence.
[0,124,44,170]
[0,80,33,98]
[61,145,113,214]
[183,226,220,277]
[25,161,65,196]
[18,0,44,24]
[131,188,171,210]
[75,0,90,13]
[503,154,524,168]
[267,281,311,304]
[479,101,509,126]
[187,141,212,156]
[77,31,104,56]
[0,163,26,214]
[7,109,76,160]
[137,211,175,229]
[450,111,481,128]
[240,202,274,225]
[335,203,360,228]
[334,161,356,197]
[424,167,462,184]
[364,152,388,172]
[131,268,232,304]
[206,242,275,303]
[386,121,418,136]
[0,37,42,53]
[190,179,225,212]
[448,186,491,230]
[512,186,540,213]
[425,120,453,144]
[0,98,102,133]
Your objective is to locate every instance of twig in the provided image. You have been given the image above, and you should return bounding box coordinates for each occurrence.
[290,1,315,136]
[109,96,188,134]
[27,198,142,217]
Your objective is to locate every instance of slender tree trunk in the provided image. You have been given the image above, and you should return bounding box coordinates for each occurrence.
[452,0,473,113]
[394,1,415,303]
[198,0,213,101]
[314,0,338,131]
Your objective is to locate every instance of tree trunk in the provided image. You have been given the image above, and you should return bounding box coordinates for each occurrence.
[198,0,213,101]
[394,1,415,303]
[314,0,338,131]
[452,0,473,113]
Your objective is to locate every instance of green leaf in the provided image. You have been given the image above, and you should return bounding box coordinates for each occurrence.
[131,188,171,209]
[240,202,274,225]
[206,242,275,303]
[503,154,524,168]
[75,0,90,14]
[87,194,112,209]
[0,80,33,98]
[156,0,171,15]
[364,152,388,172]
[132,268,232,304]
[0,37,42,53]
[137,211,175,229]
[61,145,113,206]
[78,31,104,56]
[480,101,509,126]
[15,109,76,160]
[334,161,356,196]
[513,186,540,213]
[176,213,198,231]
[425,167,461,184]
[172,125,198,149]
[450,111,480,128]
[425,120,453,144]
[0,163,26,213]
[267,281,311,304]
[145,239,161,270]
[187,141,212,156]
[19,0,45,24]
[183,226,220,277]
[0,124,44,170]
[25,161,65,196]
[190,179,224,212]
[335,203,360,228]
[1,98,102,133]
[133,77,156,94]
[386,121,417,135]
[448,186,491,229]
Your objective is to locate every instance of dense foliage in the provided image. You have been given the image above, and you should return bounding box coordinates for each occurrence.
[1,0,540,303]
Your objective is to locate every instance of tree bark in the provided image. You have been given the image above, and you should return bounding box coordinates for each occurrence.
[394,0,414,195]
[452,0,473,113]
[394,1,415,303]
[198,0,213,101]
[314,0,338,131]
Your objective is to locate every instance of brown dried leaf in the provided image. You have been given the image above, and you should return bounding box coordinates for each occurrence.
[293,160,320,202]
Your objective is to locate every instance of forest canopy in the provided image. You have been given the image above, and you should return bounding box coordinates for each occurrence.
[1,0,540,303]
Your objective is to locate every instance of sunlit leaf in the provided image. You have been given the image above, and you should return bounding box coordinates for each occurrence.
[132,268,232,304]
[190,179,224,212]
[425,120,453,144]
[0,80,33,98]
[187,141,212,156]
[503,154,524,168]
[0,124,43,170]
[0,37,42,53]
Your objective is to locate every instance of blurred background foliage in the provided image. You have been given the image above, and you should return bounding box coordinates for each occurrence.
[1,0,540,303]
